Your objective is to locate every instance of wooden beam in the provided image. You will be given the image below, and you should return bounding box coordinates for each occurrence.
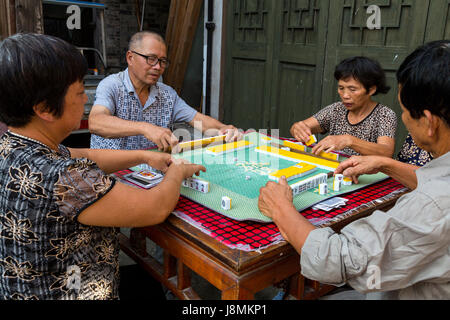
[165,0,188,86]
[14,0,44,34]
[164,0,203,94]
[8,0,16,35]
[0,0,8,40]
[165,0,181,53]
[0,0,16,39]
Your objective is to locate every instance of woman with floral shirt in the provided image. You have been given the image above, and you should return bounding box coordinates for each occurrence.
[0,33,205,300]
[290,57,397,157]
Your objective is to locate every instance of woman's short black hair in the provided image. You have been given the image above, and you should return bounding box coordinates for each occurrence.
[397,40,450,127]
[334,56,391,96]
[0,33,87,127]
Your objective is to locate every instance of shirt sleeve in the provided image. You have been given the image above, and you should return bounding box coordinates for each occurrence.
[93,76,117,115]
[169,86,197,123]
[300,190,450,294]
[313,104,336,133]
[376,106,397,139]
[53,158,116,221]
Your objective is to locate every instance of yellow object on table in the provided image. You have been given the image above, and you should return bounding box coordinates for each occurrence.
[269,163,317,182]
[255,145,339,171]
[206,140,253,155]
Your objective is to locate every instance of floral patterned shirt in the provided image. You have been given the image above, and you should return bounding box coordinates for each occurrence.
[313,102,398,156]
[397,133,433,166]
[0,131,118,300]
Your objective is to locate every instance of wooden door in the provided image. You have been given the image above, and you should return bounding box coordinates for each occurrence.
[322,0,431,151]
[269,0,330,137]
[223,0,449,150]
[425,0,450,42]
[223,0,330,137]
[223,0,276,131]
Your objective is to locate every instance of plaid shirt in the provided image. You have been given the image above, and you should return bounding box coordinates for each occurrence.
[0,132,118,300]
[90,69,197,150]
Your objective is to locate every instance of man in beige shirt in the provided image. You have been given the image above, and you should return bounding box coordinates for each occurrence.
[258,40,450,299]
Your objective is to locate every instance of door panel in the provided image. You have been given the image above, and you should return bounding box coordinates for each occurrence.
[425,0,450,41]
[322,0,431,152]
[271,0,330,137]
[275,63,318,136]
[224,0,274,130]
[230,59,267,130]
[223,0,448,152]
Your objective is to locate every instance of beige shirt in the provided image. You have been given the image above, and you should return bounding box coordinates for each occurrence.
[300,152,450,299]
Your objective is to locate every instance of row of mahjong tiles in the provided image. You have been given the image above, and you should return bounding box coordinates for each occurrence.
[170,132,389,223]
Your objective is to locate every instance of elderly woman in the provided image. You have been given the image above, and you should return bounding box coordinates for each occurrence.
[0,33,205,300]
[259,40,450,299]
[290,56,397,157]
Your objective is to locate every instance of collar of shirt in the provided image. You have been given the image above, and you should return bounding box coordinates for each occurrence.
[416,151,450,184]
[123,68,159,111]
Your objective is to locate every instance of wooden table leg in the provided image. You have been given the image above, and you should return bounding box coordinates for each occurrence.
[177,260,191,291]
[164,251,177,279]
[221,285,254,300]
[286,273,305,300]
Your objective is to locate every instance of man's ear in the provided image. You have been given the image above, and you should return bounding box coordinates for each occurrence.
[126,50,134,66]
[33,102,57,122]
[423,110,439,137]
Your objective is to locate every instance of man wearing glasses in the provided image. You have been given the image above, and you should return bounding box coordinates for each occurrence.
[89,31,241,152]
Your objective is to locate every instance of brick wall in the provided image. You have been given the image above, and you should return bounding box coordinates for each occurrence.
[100,0,171,73]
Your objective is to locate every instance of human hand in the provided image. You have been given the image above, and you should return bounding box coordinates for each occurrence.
[144,151,173,173]
[218,125,243,142]
[290,121,312,144]
[335,156,382,184]
[311,135,352,155]
[143,124,179,152]
[258,176,294,220]
[169,158,206,180]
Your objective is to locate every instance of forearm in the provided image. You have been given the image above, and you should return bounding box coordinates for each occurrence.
[89,113,149,139]
[190,113,225,134]
[69,148,148,174]
[79,176,182,227]
[378,157,418,190]
[272,203,317,254]
[348,136,394,157]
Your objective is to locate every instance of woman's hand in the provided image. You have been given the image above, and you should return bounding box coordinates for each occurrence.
[290,121,313,144]
[311,135,353,155]
[144,151,173,173]
[169,158,206,180]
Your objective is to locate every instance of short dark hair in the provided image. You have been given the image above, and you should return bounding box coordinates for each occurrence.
[334,56,391,96]
[397,40,450,127]
[0,33,87,127]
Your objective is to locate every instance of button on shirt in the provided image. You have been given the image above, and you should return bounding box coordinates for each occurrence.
[300,152,450,299]
[90,69,197,150]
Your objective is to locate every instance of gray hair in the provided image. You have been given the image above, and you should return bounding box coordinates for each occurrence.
[128,31,166,51]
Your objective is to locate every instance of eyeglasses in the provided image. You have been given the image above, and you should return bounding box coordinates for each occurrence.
[131,51,170,68]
